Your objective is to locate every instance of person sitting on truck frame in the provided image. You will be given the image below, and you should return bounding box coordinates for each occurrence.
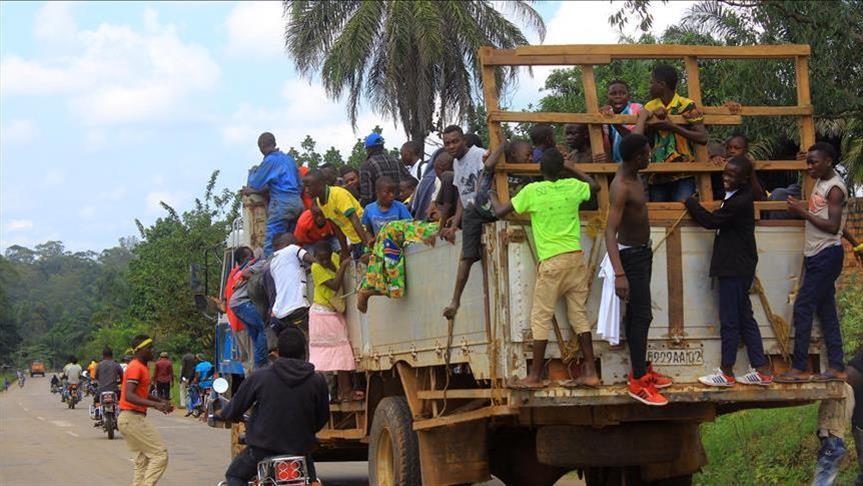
[600,79,643,163]
[487,147,601,389]
[643,64,708,202]
[339,166,361,200]
[430,151,458,229]
[362,176,413,237]
[442,138,534,321]
[244,132,305,258]
[439,125,486,244]
[777,143,856,383]
[528,123,556,163]
[685,155,774,387]
[309,241,362,402]
[219,327,329,486]
[293,206,349,258]
[304,170,373,259]
[606,113,673,406]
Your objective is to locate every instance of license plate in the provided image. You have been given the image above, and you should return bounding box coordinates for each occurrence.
[646,348,704,366]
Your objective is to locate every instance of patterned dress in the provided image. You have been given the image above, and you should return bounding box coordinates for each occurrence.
[360,220,439,298]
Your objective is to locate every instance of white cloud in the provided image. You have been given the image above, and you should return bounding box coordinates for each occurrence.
[33,2,78,45]
[0,119,39,144]
[5,219,34,231]
[44,169,65,186]
[225,1,285,58]
[0,9,221,125]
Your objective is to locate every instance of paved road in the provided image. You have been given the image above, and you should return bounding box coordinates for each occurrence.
[0,376,367,485]
[1,377,582,485]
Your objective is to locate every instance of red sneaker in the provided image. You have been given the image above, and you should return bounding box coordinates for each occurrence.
[628,373,669,406]
[647,362,673,389]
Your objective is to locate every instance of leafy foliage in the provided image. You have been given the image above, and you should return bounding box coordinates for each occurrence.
[283,0,545,145]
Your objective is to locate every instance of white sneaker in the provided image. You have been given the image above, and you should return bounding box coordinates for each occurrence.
[698,369,736,387]
[738,368,773,386]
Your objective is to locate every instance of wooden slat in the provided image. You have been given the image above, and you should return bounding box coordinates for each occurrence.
[665,228,684,340]
[412,406,517,431]
[516,44,811,59]
[701,105,813,116]
[580,66,607,193]
[479,47,509,205]
[489,110,742,126]
[685,56,713,201]
[482,49,611,66]
[796,55,816,199]
[317,428,366,440]
[417,389,495,400]
[497,161,806,175]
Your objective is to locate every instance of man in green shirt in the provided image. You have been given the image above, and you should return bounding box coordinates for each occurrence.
[490,148,600,389]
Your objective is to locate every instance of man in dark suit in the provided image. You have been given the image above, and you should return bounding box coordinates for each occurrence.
[685,155,773,387]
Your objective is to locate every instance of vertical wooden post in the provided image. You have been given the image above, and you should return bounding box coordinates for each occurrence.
[685,56,713,201]
[479,47,508,204]
[796,55,815,199]
[666,228,685,341]
[581,65,610,212]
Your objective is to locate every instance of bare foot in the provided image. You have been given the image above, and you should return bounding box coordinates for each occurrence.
[357,289,372,313]
[442,303,459,320]
[507,376,546,390]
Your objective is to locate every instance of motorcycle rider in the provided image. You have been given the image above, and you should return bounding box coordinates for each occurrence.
[94,347,124,426]
[62,357,83,401]
[50,374,60,391]
[218,328,329,485]
[187,354,214,417]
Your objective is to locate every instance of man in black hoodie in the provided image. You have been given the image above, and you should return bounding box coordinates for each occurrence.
[220,328,329,485]
[685,155,773,387]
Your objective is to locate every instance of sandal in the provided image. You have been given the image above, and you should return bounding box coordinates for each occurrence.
[507,377,548,390]
[774,371,813,384]
[812,370,847,383]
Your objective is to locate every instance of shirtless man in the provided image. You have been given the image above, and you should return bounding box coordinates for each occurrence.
[605,109,672,406]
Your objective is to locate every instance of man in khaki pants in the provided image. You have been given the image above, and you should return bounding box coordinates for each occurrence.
[118,335,174,485]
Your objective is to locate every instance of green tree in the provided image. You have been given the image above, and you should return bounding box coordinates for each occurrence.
[283,0,546,147]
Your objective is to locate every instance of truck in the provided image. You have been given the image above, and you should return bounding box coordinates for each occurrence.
[198,44,843,485]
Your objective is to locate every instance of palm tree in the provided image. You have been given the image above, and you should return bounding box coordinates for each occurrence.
[283,0,545,146]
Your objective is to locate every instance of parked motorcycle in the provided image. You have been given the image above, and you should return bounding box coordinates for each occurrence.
[209,378,314,486]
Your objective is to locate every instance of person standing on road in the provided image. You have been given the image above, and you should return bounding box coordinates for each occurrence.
[118,335,174,486]
[153,352,174,401]
[179,353,196,409]
[219,328,329,486]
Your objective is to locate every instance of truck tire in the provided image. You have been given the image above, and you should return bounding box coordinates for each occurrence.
[368,396,420,486]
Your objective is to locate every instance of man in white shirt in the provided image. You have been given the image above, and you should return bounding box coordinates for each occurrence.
[440,125,485,242]
[268,232,316,357]
[63,357,83,385]
[401,140,427,180]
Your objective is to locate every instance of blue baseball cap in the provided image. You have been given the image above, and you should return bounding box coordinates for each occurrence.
[364,133,384,148]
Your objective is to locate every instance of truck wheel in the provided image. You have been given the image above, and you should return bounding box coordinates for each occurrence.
[368,396,420,486]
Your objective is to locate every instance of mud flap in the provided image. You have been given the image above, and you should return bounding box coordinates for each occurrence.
[417,419,489,486]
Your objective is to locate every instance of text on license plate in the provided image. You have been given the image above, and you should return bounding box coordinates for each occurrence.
[646,349,704,366]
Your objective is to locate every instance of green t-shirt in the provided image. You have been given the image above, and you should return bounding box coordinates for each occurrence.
[511,178,590,261]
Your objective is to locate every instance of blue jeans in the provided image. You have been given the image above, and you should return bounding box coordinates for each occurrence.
[814,435,846,486]
[231,301,269,369]
[792,245,845,372]
[719,276,768,369]
[264,194,304,257]
[649,177,696,202]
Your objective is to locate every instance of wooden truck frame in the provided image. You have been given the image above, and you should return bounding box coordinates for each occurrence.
[213,44,843,486]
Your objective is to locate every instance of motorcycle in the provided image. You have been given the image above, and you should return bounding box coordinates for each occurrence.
[187,383,212,419]
[85,379,98,397]
[208,378,315,486]
[99,391,119,439]
[66,383,81,409]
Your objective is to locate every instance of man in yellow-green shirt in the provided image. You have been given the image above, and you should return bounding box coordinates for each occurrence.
[489,148,601,389]
[303,170,373,260]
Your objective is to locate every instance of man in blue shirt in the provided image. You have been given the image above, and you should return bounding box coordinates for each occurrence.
[193,355,215,389]
[245,132,304,257]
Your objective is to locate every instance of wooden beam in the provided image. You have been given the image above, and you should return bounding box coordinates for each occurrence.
[796,55,816,199]
[417,389,496,400]
[412,405,517,431]
[515,44,811,59]
[317,429,366,440]
[580,65,607,214]
[479,47,510,205]
[685,56,713,202]
[701,105,813,116]
[665,228,684,341]
[482,49,611,66]
[489,110,742,126]
[497,161,806,175]
[397,362,426,419]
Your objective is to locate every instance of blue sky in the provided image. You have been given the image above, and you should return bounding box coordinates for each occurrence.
[0,1,691,252]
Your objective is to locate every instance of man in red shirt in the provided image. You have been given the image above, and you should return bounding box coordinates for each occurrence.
[153,352,174,401]
[118,335,174,486]
[294,206,348,256]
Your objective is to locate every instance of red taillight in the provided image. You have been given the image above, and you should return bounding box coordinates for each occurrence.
[274,460,302,481]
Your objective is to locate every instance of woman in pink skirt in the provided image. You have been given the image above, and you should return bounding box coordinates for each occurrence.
[309,241,362,402]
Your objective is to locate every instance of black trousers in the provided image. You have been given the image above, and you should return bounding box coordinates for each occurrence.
[225,446,316,486]
[620,246,653,379]
[155,382,171,401]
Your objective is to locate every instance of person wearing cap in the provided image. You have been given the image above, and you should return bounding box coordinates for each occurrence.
[117,335,174,486]
[245,132,305,257]
[153,351,174,401]
[358,132,415,207]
